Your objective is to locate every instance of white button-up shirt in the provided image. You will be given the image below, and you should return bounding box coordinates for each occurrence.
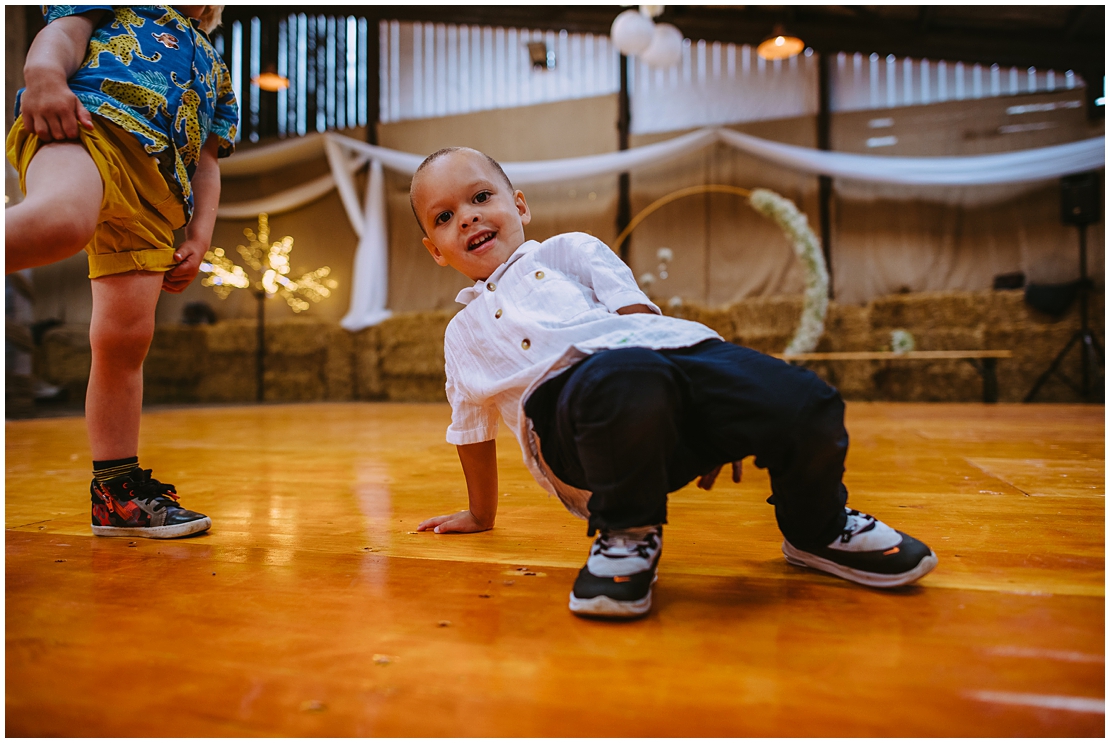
[444,231,722,519]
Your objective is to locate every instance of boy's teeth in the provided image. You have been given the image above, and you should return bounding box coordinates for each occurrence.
[470,233,494,249]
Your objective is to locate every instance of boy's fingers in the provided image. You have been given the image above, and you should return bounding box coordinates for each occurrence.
[418,515,449,531]
[76,103,94,130]
[61,111,78,140]
[697,466,721,490]
[47,115,67,142]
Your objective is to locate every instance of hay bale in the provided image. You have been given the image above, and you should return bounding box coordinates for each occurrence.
[144,326,206,403]
[352,325,384,400]
[821,303,871,351]
[196,352,257,402]
[732,332,793,356]
[981,289,1027,329]
[729,295,806,337]
[203,320,258,353]
[986,323,1096,403]
[6,373,34,419]
[265,319,332,354]
[871,290,993,331]
[871,357,983,402]
[378,311,452,376]
[35,324,91,402]
[383,374,448,403]
[264,366,326,402]
[324,327,355,401]
[661,301,734,339]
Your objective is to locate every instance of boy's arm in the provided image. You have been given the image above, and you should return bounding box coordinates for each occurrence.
[417,440,499,534]
[21,13,101,141]
[163,135,222,293]
[558,236,661,316]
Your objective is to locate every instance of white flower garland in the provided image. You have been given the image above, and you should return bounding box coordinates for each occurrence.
[747,188,829,354]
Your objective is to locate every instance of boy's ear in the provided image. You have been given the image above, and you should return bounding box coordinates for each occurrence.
[422,237,449,267]
[515,190,531,226]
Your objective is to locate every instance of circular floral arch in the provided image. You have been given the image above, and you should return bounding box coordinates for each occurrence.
[612,185,829,354]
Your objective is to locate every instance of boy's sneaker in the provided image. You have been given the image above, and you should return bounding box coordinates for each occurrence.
[90,467,211,539]
[782,508,937,588]
[569,525,662,618]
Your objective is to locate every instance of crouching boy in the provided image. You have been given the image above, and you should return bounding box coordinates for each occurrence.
[411,147,937,618]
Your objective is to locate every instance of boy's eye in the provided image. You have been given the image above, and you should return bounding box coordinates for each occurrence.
[474,191,491,204]
[435,211,452,225]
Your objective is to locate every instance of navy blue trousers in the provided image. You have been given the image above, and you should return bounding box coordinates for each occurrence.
[524,339,850,546]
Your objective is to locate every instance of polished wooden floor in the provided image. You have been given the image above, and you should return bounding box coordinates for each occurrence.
[6,402,1105,736]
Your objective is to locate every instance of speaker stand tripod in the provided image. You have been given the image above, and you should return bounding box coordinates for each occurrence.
[1024,223,1104,402]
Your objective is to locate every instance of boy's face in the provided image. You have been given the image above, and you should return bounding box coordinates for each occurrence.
[412,150,531,282]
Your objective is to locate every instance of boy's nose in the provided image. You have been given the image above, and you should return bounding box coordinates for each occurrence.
[461,216,479,229]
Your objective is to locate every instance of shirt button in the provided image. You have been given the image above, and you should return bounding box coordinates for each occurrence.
[521,339,531,350]
[487,282,496,292]
[495,309,503,319]
[534,271,544,280]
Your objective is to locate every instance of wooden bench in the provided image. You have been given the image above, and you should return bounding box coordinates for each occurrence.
[776,350,1014,403]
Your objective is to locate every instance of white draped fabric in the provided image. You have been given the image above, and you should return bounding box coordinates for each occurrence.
[217,128,1104,330]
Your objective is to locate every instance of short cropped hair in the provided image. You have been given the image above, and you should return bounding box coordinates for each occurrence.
[409,147,513,236]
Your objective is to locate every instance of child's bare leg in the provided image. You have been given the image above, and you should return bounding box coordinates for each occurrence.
[5,141,102,274]
[87,270,163,460]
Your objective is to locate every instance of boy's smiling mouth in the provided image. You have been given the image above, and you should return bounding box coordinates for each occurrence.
[468,230,496,251]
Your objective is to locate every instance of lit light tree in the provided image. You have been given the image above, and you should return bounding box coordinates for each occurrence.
[199,213,338,401]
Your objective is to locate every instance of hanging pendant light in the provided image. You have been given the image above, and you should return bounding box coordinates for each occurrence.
[252,64,290,92]
[756,24,804,61]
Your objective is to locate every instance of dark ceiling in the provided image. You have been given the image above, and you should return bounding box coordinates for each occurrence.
[223,4,1104,73]
[23,6,1103,112]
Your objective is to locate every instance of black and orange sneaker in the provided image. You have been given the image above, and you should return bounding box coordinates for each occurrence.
[90,467,211,539]
[569,525,662,619]
[782,508,937,588]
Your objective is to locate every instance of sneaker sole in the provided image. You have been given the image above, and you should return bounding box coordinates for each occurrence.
[568,588,652,618]
[782,540,938,588]
[91,517,212,539]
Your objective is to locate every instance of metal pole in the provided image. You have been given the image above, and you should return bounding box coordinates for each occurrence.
[617,53,632,264]
[1078,223,1090,396]
[256,291,265,403]
[817,52,834,299]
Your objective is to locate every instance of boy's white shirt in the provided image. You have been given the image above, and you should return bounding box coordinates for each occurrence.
[443,231,721,519]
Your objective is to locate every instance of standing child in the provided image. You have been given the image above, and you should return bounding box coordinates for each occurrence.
[6,6,238,538]
[410,147,938,618]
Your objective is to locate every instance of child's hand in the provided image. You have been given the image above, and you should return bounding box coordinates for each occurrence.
[20,77,94,142]
[417,510,493,534]
[162,239,206,293]
[696,460,742,490]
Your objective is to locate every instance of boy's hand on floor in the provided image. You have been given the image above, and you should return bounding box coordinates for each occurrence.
[162,239,205,293]
[696,460,742,490]
[417,510,492,534]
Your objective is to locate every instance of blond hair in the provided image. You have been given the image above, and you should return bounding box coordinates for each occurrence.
[197,5,224,34]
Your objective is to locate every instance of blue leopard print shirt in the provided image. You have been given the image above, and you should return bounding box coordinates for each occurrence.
[15,6,240,221]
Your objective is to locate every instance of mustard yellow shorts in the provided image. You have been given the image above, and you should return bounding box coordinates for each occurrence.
[7,115,186,278]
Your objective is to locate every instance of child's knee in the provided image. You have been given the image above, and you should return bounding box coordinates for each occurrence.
[90,317,155,365]
[795,384,847,456]
[37,201,97,253]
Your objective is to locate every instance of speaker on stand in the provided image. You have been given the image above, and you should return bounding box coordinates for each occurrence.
[1024,172,1104,402]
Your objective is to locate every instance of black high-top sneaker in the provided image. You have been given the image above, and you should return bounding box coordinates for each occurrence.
[782,508,937,588]
[569,525,662,618]
[90,467,211,539]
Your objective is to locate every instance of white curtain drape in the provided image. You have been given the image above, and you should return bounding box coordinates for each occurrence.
[217,128,1104,330]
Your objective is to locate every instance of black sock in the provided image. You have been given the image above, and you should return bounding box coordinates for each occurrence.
[93,456,139,483]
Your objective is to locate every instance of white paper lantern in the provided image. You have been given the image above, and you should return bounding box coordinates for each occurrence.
[610,9,655,56]
[640,22,683,68]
